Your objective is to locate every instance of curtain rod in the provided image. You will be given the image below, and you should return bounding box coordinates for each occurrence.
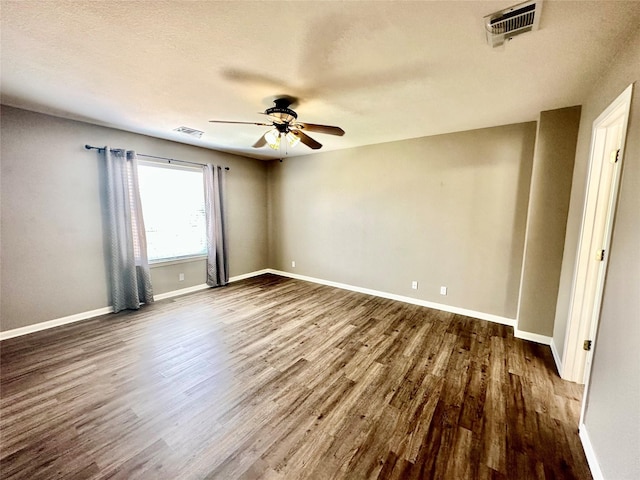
[84,145,229,170]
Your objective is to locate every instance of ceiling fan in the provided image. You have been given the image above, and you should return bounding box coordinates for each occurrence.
[209,97,345,150]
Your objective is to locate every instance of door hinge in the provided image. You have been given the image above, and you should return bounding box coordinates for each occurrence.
[583,340,592,351]
[610,149,620,164]
[597,249,605,261]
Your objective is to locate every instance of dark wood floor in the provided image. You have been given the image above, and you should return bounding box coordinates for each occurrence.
[0,274,591,479]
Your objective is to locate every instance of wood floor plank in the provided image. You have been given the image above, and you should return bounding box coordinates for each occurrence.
[0,274,591,479]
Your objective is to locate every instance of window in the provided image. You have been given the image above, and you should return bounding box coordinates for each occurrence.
[137,162,206,262]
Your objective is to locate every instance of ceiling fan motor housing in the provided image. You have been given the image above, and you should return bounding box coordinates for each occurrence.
[265,98,298,124]
[265,106,297,124]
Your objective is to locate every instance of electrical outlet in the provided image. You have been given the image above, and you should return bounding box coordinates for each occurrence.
[291,261,296,268]
[411,281,418,290]
[179,273,185,282]
[440,286,447,295]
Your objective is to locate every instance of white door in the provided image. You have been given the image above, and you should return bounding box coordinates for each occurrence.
[561,84,633,385]
[580,120,621,380]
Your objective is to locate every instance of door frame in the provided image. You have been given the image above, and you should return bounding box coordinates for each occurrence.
[561,84,633,385]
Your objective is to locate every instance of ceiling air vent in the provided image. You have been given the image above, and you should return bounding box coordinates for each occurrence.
[485,0,543,47]
[173,126,204,138]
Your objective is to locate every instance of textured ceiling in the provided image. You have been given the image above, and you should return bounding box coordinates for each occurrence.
[2,1,639,160]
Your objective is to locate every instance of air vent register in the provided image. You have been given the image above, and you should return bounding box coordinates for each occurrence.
[485,0,543,47]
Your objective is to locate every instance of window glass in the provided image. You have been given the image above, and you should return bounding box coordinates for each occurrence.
[137,163,206,262]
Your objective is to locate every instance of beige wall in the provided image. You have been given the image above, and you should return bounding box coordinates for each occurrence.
[518,107,581,336]
[268,123,536,319]
[553,29,639,479]
[149,258,206,295]
[1,110,541,332]
[0,106,269,332]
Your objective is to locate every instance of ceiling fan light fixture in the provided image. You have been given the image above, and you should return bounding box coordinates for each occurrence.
[265,129,281,149]
[286,131,301,147]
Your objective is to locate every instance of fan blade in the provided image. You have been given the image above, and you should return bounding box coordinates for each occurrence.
[252,134,267,148]
[293,130,322,150]
[296,122,345,136]
[209,120,272,126]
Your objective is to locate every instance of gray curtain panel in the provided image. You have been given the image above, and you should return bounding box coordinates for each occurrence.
[204,164,228,287]
[103,148,154,312]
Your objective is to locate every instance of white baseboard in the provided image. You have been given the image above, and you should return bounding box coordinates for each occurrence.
[0,269,272,341]
[513,327,553,346]
[579,424,604,480]
[229,269,271,282]
[267,269,516,327]
[0,269,552,346]
[0,306,114,341]
[153,283,209,301]
[550,338,563,375]
[154,268,272,301]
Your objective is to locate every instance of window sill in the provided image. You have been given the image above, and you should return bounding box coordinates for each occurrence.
[149,255,207,268]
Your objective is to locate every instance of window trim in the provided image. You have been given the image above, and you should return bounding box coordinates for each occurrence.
[137,160,207,263]
[138,158,203,172]
[149,254,207,268]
